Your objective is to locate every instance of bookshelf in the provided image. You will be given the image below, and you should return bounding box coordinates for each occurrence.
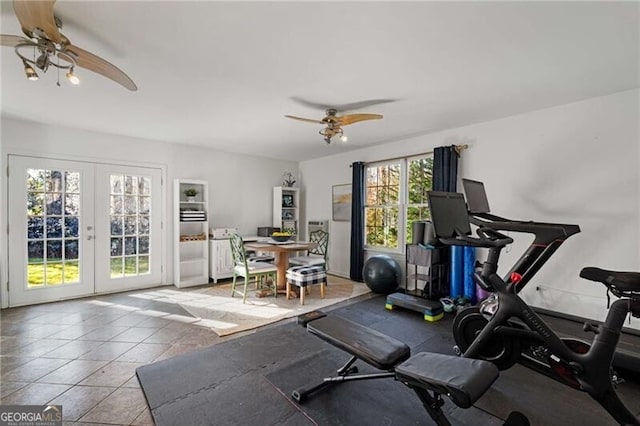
[174,179,209,287]
[273,186,299,236]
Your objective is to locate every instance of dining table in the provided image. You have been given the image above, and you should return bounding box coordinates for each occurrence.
[244,240,317,296]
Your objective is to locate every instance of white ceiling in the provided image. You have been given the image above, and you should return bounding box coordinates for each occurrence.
[1,1,638,162]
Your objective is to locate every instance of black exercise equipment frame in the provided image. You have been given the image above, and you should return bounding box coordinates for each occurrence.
[428,191,640,425]
[292,313,519,426]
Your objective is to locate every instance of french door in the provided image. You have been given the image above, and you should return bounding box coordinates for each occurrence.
[8,155,163,307]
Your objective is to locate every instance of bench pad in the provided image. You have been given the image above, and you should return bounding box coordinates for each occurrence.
[307,315,410,370]
[395,352,499,408]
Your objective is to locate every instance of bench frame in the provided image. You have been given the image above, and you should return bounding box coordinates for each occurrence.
[292,311,509,426]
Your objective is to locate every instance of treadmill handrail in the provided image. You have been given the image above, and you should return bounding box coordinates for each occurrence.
[469,212,581,293]
[470,214,581,241]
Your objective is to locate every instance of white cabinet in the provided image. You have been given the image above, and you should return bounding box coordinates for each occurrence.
[273,186,299,235]
[174,179,209,287]
[209,239,234,283]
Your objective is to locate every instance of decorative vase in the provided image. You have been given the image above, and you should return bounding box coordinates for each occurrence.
[187,196,196,203]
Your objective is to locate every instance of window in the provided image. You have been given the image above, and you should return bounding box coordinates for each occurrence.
[365,155,433,251]
[406,156,433,243]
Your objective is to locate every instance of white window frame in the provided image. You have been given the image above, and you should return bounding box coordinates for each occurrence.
[364,154,433,254]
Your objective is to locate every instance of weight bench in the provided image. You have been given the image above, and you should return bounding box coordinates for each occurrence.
[292,314,411,402]
[294,312,509,426]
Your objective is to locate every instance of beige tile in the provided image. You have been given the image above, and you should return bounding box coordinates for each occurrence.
[110,327,158,343]
[142,327,188,344]
[2,357,70,382]
[48,325,99,340]
[41,340,104,359]
[48,385,116,421]
[14,324,72,339]
[0,336,39,354]
[153,343,201,362]
[117,343,171,363]
[79,313,127,326]
[0,381,29,398]
[79,387,148,425]
[122,376,141,388]
[25,312,84,325]
[131,406,154,425]
[1,382,70,405]
[78,341,137,361]
[3,338,68,357]
[174,328,217,346]
[37,359,108,385]
[0,308,50,323]
[77,326,130,341]
[0,355,35,374]
[108,313,150,327]
[79,361,144,387]
[0,321,49,337]
[135,316,172,328]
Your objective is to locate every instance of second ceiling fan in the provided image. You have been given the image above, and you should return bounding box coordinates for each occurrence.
[285,108,383,144]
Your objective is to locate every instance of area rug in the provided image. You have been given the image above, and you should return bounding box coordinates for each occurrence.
[161,275,370,336]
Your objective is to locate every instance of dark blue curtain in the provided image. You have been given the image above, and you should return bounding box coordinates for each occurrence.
[432,145,459,192]
[350,162,365,282]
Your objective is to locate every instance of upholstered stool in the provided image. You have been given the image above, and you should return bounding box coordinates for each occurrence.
[286,265,327,305]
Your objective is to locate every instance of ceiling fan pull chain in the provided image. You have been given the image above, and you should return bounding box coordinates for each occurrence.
[56,55,61,87]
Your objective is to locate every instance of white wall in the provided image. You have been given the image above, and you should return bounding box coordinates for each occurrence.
[300,89,639,328]
[1,118,297,303]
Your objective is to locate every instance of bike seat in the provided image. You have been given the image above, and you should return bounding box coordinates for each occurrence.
[580,267,640,293]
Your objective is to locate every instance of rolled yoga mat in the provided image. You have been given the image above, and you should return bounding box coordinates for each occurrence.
[463,246,476,303]
[450,246,464,298]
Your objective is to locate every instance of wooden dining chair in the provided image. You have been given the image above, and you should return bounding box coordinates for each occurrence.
[229,233,277,303]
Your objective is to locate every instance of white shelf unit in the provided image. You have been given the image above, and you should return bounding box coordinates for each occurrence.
[174,179,209,288]
[273,186,299,236]
[209,239,234,283]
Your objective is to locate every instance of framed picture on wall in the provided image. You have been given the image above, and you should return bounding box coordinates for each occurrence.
[332,184,352,222]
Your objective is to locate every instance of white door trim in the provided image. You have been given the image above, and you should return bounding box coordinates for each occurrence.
[2,152,167,308]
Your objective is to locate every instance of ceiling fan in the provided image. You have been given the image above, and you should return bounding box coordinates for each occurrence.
[285,108,383,144]
[0,0,137,90]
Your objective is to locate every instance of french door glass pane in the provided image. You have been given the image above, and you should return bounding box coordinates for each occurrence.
[26,168,81,288]
[109,173,152,278]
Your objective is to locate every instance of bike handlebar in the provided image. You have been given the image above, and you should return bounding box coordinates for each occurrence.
[439,226,513,248]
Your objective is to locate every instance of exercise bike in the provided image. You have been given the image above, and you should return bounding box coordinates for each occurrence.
[427,190,640,425]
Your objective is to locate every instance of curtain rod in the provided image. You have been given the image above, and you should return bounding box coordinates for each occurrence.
[349,144,469,167]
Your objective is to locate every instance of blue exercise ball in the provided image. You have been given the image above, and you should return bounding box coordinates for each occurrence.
[363,255,401,294]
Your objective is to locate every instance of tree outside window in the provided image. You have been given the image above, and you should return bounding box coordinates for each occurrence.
[406,156,433,243]
[364,155,433,251]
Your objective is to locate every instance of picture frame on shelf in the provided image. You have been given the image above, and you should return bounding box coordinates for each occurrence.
[282,210,294,220]
[282,194,294,207]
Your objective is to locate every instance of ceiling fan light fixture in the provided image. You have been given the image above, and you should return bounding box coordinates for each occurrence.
[66,68,80,85]
[35,51,50,71]
[23,60,38,81]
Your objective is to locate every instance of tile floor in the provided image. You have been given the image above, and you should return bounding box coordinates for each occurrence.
[0,285,246,425]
